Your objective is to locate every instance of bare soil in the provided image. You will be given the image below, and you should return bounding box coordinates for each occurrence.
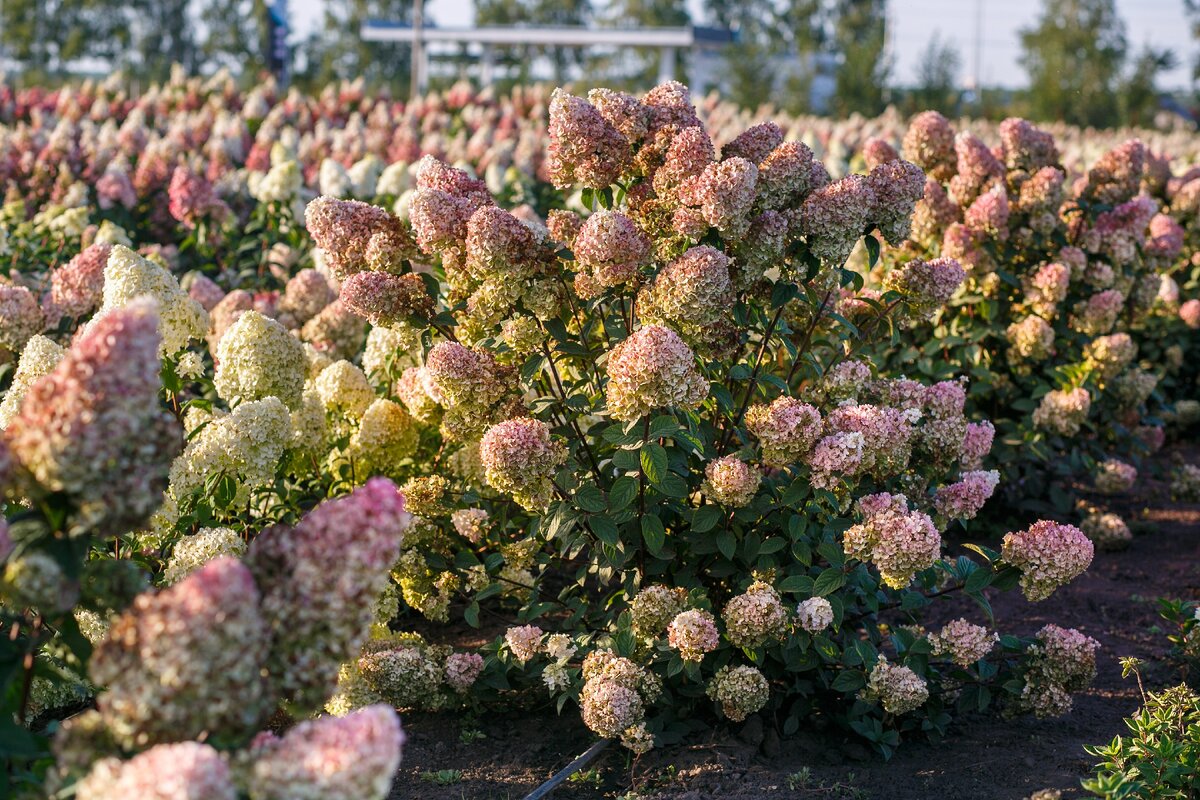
[388,445,1200,800]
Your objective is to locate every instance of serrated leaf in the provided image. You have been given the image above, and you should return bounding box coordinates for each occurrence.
[609,476,639,511]
[716,529,736,560]
[640,443,668,485]
[574,484,607,513]
[641,515,666,555]
[813,568,846,596]
[691,505,722,533]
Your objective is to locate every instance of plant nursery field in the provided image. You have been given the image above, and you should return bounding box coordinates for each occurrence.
[1,72,1199,800]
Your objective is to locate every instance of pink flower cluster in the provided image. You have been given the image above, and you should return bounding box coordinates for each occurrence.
[572,210,652,296]
[248,478,412,712]
[340,271,434,328]
[745,396,823,467]
[667,609,720,662]
[1001,520,1093,601]
[305,196,414,279]
[605,325,707,422]
[844,493,941,589]
[5,299,180,529]
[479,417,567,510]
[934,470,1000,520]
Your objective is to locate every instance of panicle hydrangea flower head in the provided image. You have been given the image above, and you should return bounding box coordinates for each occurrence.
[1020,625,1100,718]
[629,584,688,639]
[798,174,876,267]
[505,624,544,662]
[844,493,941,589]
[572,211,652,293]
[1083,139,1145,205]
[1170,463,1200,501]
[588,87,651,142]
[1080,511,1132,550]
[604,325,707,422]
[248,478,412,712]
[1084,332,1136,379]
[860,657,928,715]
[185,273,225,313]
[642,80,703,133]
[465,205,541,280]
[1006,315,1055,365]
[702,456,762,508]
[76,741,236,800]
[7,299,180,529]
[963,186,1010,239]
[445,652,485,692]
[745,396,822,467]
[247,705,404,800]
[339,271,434,328]
[1146,213,1185,263]
[350,398,420,476]
[301,299,368,361]
[950,132,1004,206]
[395,365,441,423]
[162,527,246,585]
[884,257,965,321]
[707,664,769,722]
[999,117,1058,171]
[581,677,644,738]
[1016,167,1066,221]
[47,242,111,321]
[305,196,415,279]
[277,268,336,328]
[722,122,785,164]
[639,245,733,332]
[90,557,269,749]
[1002,520,1093,601]
[651,126,715,196]
[934,470,1000,521]
[722,581,788,648]
[2,550,78,612]
[214,310,307,409]
[1181,298,1200,329]
[1094,458,1137,494]
[0,334,65,429]
[862,137,900,169]
[865,158,925,245]
[479,417,567,511]
[451,508,490,543]
[823,403,917,480]
[678,157,759,239]
[1033,387,1091,437]
[910,178,960,247]
[795,596,834,633]
[901,111,956,180]
[929,618,998,667]
[167,166,228,228]
[315,359,375,423]
[756,140,829,210]
[0,283,44,355]
[547,89,630,189]
[667,608,719,662]
[547,209,584,246]
[99,245,208,357]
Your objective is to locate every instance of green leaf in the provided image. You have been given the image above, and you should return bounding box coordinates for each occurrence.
[691,505,723,533]
[609,476,639,511]
[641,515,666,556]
[716,529,736,560]
[964,567,993,594]
[591,516,620,546]
[640,443,668,485]
[831,670,866,692]
[574,484,607,513]
[779,574,815,594]
[464,602,480,628]
[864,234,881,268]
[813,568,846,596]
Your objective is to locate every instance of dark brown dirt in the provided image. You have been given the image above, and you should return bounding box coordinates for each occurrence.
[388,445,1200,800]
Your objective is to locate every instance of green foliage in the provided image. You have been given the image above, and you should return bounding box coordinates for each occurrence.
[1083,682,1200,799]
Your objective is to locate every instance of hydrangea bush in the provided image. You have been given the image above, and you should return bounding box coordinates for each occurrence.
[868,113,1198,533]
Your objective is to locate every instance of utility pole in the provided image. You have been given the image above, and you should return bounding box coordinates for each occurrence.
[411,0,424,98]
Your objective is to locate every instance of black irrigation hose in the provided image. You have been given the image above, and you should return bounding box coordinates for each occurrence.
[522,738,612,800]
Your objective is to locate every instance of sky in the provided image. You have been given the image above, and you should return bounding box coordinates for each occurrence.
[290,0,1198,90]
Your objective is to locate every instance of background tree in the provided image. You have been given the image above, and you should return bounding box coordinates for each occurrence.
[1119,46,1176,127]
[301,0,415,92]
[1019,0,1128,127]
[201,0,275,77]
[121,0,200,80]
[0,0,125,80]
[829,0,891,117]
[905,32,961,115]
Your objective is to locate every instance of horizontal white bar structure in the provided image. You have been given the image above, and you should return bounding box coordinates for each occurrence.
[361,21,734,50]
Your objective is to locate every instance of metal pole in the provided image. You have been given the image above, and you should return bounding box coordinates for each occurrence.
[411,0,424,98]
